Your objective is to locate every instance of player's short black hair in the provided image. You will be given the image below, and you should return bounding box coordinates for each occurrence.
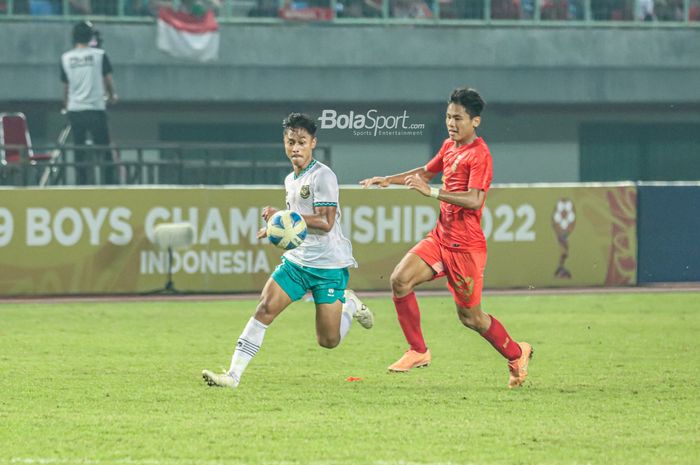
[282,113,317,137]
[448,87,485,119]
[73,21,95,44]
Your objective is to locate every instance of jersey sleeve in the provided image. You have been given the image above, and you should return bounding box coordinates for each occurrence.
[466,148,493,192]
[425,139,450,174]
[102,53,113,76]
[312,168,339,207]
[60,61,67,83]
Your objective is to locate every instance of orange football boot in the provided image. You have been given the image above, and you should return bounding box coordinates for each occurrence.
[508,342,533,388]
[388,349,432,372]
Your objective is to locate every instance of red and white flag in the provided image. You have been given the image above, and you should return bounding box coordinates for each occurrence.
[157,7,219,62]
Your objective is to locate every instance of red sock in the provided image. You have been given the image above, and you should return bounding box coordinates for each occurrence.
[481,315,522,361]
[393,292,427,353]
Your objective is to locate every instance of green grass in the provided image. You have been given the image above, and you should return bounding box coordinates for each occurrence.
[1,292,699,465]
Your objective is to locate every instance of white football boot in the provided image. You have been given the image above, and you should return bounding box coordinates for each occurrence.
[344,289,373,329]
[202,369,238,389]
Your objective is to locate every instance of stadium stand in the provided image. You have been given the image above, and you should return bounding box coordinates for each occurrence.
[0,0,698,21]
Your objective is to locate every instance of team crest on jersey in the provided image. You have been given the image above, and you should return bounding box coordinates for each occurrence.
[300,185,311,199]
[452,154,466,173]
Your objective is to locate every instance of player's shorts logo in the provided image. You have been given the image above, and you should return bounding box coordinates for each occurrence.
[454,274,474,300]
[300,185,310,199]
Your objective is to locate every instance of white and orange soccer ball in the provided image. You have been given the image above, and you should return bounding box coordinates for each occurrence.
[266,210,307,250]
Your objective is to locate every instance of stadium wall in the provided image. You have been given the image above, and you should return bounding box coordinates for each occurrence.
[2,23,698,185]
[637,183,700,284]
[1,22,699,105]
[12,102,700,185]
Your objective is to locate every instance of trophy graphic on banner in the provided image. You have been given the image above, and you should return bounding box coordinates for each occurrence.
[552,198,576,279]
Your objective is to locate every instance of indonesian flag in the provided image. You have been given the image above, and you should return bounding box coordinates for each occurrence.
[157,6,219,62]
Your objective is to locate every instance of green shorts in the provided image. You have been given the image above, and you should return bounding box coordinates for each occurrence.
[271,258,349,304]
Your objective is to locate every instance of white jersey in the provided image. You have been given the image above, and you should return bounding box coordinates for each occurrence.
[282,159,357,269]
[60,47,111,111]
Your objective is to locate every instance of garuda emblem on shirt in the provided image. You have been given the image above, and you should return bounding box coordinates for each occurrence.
[300,185,311,199]
[452,154,467,173]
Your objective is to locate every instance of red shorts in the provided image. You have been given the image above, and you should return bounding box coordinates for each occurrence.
[409,233,487,308]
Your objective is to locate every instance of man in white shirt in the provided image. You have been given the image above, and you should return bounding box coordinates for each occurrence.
[60,21,117,185]
[202,113,373,389]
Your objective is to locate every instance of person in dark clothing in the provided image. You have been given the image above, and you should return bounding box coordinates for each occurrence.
[60,21,118,185]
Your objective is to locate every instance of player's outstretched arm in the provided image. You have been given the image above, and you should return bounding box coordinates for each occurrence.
[438,188,486,210]
[405,173,486,210]
[360,167,435,188]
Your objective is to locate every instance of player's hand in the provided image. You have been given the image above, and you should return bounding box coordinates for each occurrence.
[106,94,118,105]
[360,176,390,188]
[261,206,279,222]
[405,173,431,196]
[256,227,268,239]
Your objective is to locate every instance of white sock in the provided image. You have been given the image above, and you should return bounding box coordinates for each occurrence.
[228,317,268,385]
[339,298,357,342]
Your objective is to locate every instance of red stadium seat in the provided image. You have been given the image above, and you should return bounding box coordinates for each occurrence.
[0,112,52,166]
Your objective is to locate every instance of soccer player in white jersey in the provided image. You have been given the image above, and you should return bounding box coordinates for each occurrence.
[202,113,373,389]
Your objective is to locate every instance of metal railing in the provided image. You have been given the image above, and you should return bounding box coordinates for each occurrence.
[0,142,331,187]
[0,0,698,24]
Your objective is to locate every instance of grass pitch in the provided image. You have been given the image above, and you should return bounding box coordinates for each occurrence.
[1,292,699,465]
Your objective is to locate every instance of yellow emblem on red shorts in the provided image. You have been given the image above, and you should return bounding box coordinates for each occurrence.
[454,273,475,299]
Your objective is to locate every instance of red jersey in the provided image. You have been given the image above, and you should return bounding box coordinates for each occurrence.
[424,137,493,252]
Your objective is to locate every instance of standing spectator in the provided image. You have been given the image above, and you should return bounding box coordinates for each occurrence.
[654,0,683,20]
[541,0,569,19]
[638,0,655,20]
[391,0,432,18]
[492,0,521,18]
[690,0,700,20]
[60,21,118,185]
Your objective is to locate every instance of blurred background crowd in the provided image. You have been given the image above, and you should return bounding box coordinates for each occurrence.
[2,0,698,21]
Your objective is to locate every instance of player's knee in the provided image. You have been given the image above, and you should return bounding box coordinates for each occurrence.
[458,312,476,329]
[254,300,275,325]
[390,271,413,296]
[458,307,488,332]
[317,334,340,349]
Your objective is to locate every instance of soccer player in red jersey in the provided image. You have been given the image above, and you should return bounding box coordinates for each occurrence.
[360,87,533,388]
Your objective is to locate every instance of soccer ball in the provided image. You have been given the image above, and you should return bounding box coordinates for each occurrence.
[266,210,307,250]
